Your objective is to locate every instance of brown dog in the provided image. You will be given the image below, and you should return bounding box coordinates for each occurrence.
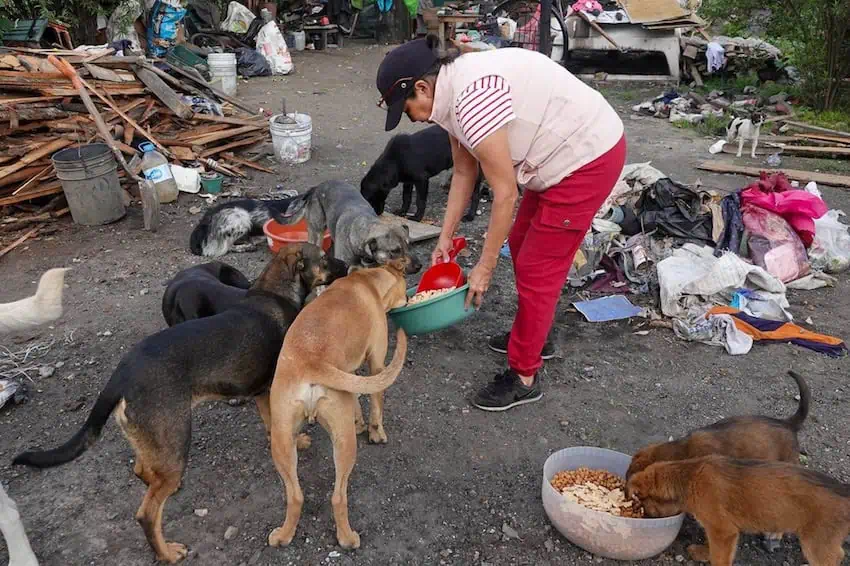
[627,371,809,480]
[267,259,409,550]
[626,455,850,566]
[626,370,809,550]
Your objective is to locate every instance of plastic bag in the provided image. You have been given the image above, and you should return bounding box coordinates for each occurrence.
[221,1,256,33]
[809,209,850,273]
[256,21,293,75]
[235,47,271,77]
[147,0,187,57]
[107,0,143,51]
[742,204,810,283]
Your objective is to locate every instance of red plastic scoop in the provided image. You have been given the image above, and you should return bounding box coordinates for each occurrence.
[416,237,467,293]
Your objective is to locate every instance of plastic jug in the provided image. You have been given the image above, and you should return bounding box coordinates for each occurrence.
[139,142,179,203]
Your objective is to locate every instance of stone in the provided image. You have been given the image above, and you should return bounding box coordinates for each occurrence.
[224,525,238,540]
[501,522,520,540]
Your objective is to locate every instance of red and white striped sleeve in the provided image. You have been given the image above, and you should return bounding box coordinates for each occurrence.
[454,75,515,149]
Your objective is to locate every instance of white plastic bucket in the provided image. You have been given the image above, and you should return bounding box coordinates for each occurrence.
[208,52,237,96]
[293,31,306,51]
[270,113,312,165]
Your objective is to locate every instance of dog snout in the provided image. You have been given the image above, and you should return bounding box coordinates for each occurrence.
[405,254,422,274]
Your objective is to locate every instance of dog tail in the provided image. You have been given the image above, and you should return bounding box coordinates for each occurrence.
[13,367,125,468]
[785,370,810,432]
[312,328,408,394]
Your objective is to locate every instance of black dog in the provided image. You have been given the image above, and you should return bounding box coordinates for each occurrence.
[161,261,252,327]
[361,125,485,222]
[12,244,348,563]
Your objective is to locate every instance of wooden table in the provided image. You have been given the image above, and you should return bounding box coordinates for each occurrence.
[303,24,343,50]
[436,14,480,48]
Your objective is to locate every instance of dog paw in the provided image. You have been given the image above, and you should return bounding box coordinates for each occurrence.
[296,433,312,450]
[368,424,388,444]
[462,212,476,222]
[355,419,368,435]
[687,544,710,562]
[268,527,295,547]
[158,542,188,563]
[337,529,361,549]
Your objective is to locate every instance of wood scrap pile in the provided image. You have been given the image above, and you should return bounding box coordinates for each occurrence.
[0,47,275,220]
[681,35,789,82]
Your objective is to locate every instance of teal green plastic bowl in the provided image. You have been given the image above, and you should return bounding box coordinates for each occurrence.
[389,284,475,335]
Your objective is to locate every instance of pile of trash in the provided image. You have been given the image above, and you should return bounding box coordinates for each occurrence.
[680,35,794,83]
[568,163,850,357]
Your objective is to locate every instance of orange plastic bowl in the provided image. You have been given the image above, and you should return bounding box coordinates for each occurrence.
[263,219,332,253]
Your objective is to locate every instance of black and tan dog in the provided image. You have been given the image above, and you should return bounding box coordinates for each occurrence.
[12,244,347,564]
[626,455,850,566]
[161,261,252,326]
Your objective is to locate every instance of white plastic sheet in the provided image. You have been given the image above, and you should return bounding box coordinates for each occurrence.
[809,209,850,273]
[656,243,786,317]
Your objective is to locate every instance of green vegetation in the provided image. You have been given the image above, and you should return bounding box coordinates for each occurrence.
[671,113,729,137]
[700,0,850,111]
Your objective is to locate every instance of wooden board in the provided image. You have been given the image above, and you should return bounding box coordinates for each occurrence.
[782,120,850,140]
[795,133,850,146]
[379,213,442,243]
[619,0,689,24]
[133,66,194,119]
[696,161,850,189]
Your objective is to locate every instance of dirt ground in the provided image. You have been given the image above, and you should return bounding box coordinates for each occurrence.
[3,43,850,566]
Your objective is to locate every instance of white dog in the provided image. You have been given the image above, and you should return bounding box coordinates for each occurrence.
[0,268,68,334]
[0,267,67,566]
[0,484,38,566]
[726,112,765,158]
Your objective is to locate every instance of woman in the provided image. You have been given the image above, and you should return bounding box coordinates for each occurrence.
[376,36,626,411]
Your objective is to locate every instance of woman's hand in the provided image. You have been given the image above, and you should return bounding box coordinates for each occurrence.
[465,261,494,309]
[431,234,454,266]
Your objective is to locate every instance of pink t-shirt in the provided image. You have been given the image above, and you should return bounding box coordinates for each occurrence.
[429,48,624,191]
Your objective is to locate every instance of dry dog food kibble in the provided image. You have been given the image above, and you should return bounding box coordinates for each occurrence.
[550,468,644,518]
[407,286,456,305]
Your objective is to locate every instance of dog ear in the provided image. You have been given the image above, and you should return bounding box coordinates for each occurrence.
[400,223,410,239]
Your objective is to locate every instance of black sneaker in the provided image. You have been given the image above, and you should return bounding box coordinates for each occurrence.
[487,332,556,360]
[471,370,543,412]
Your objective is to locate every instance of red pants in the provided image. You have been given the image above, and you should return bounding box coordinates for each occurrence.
[507,136,627,375]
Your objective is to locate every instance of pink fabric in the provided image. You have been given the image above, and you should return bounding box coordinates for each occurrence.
[739,172,828,247]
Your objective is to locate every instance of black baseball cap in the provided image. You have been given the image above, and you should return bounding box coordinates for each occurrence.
[376,38,439,131]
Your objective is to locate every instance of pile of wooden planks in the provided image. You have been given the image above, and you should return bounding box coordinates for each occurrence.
[0,47,274,213]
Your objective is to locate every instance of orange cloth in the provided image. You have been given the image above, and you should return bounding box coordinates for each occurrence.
[708,306,845,347]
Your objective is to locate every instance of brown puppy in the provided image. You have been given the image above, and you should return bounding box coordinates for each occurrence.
[626,455,850,566]
[627,371,809,480]
[267,259,409,550]
[626,371,809,550]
